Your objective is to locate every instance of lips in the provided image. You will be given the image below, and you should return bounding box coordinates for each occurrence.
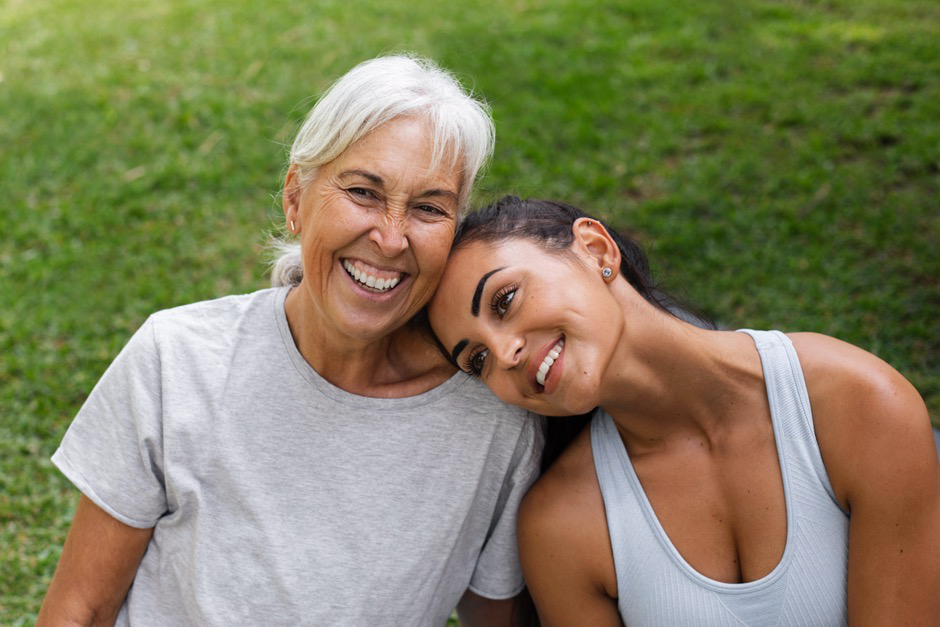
[528,336,565,394]
[342,259,405,293]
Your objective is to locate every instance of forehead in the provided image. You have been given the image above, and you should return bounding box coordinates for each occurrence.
[430,238,545,324]
[329,117,462,189]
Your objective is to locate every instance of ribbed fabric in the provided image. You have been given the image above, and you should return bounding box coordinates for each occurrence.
[592,330,849,626]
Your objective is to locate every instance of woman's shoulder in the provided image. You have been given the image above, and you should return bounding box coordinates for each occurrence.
[150,287,282,328]
[786,332,924,418]
[518,422,618,596]
[145,287,283,344]
[519,425,605,551]
[131,288,287,374]
[786,332,932,507]
[525,422,594,497]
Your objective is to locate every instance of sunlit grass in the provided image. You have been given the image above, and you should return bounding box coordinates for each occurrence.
[1,0,937,621]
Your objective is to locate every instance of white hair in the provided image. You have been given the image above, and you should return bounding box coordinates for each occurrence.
[270,54,495,287]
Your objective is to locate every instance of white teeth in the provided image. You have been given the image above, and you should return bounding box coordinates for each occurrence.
[535,339,565,387]
[342,260,401,293]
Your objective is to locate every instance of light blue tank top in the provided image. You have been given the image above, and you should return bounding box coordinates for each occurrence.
[591,330,849,626]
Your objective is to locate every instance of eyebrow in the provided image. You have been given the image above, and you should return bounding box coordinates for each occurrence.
[472,267,505,317]
[450,339,468,366]
[417,188,458,201]
[449,266,507,366]
[338,169,384,185]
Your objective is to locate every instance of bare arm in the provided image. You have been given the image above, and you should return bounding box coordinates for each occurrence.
[37,496,153,627]
[795,334,940,626]
[517,472,622,627]
[456,589,522,627]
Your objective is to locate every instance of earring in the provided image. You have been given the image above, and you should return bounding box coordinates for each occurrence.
[602,267,612,278]
[290,219,296,233]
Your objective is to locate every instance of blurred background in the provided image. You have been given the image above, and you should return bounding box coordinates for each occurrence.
[1,0,937,621]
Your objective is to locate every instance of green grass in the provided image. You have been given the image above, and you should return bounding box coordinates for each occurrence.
[1,0,937,621]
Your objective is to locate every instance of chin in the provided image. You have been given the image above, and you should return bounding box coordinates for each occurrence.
[537,407,585,418]
[339,315,410,342]
[520,396,597,418]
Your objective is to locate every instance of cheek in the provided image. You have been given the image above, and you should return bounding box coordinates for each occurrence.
[305,188,371,231]
[301,207,370,261]
[410,224,455,278]
[300,230,340,274]
[488,375,527,405]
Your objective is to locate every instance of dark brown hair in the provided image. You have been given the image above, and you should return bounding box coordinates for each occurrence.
[454,196,664,308]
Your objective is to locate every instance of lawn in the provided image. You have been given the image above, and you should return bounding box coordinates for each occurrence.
[1,0,937,621]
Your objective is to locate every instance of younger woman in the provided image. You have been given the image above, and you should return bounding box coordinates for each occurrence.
[428,196,940,626]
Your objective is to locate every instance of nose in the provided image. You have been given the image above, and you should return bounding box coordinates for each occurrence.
[493,334,524,370]
[369,214,409,258]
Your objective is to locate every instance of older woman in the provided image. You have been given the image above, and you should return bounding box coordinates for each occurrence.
[38,57,540,626]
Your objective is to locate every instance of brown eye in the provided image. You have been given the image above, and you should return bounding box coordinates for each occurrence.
[348,187,376,199]
[468,349,489,376]
[495,290,515,317]
[416,204,445,216]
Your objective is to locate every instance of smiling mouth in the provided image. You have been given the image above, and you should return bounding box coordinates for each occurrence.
[536,338,565,387]
[342,259,404,293]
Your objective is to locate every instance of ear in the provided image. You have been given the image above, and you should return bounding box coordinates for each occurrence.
[282,165,303,233]
[572,217,621,281]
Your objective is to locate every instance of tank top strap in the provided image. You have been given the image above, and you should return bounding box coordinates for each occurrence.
[591,410,628,494]
[590,332,850,625]
[591,411,669,611]
[591,411,648,551]
[736,329,843,510]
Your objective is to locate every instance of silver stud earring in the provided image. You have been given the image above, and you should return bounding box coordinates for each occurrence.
[602,267,612,278]
[290,219,296,233]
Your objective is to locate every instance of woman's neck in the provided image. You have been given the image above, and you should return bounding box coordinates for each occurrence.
[284,285,455,397]
[598,297,766,455]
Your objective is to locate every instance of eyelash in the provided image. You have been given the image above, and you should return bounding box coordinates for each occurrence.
[348,187,375,199]
[462,348,488,378]
[491,285,517,317]
[347,189,447,217]
[416,204,446,216]
[461,284,518,377]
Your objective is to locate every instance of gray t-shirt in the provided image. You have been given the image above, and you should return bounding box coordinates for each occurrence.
[52,287,542,626]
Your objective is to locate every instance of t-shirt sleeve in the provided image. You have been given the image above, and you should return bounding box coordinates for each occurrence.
[468,413,545,599]
[51,316,167,528]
